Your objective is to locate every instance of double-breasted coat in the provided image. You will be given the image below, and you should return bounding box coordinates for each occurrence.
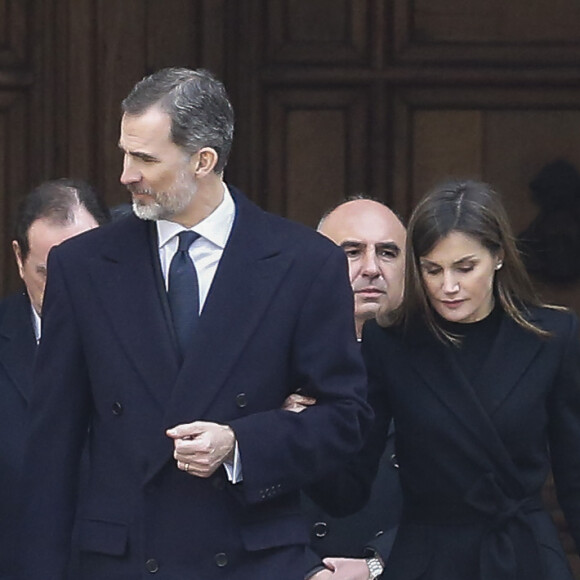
[18,188,372,580]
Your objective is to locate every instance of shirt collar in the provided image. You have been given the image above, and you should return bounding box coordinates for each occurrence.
[156,183,235,249]
[31,303,41,342]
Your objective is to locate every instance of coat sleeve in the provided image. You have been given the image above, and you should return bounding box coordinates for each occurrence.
[18,251,92,579]
[548,311,580,550]
[304,321,394,518]
[229,247,374,504]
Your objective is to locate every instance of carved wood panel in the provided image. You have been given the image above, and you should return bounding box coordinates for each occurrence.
[264,88,370,227]
[392,0,580,64]
[266,0,371,64]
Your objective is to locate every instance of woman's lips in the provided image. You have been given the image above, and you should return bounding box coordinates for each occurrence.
[440,299,465,309]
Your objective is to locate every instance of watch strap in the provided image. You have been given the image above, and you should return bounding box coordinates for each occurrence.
[365,556,384,579]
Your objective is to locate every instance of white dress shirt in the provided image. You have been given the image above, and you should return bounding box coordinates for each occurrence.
[156,184,235,311]
[156,184,241,482]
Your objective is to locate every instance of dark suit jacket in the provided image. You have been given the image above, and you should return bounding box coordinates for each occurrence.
[302,421,401,558]
[318,307,580,580]
[0,292,36,579]
[0,293,84,580]
[18,188,372,580]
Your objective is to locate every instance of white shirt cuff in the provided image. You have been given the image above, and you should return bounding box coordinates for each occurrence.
[223,440,243,483]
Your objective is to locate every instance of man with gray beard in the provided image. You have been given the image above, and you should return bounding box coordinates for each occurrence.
[18,68,372,580]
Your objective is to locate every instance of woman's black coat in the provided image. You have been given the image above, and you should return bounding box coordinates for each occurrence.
[316,306,580,580]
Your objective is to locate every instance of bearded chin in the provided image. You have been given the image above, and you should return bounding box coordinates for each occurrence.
[132,189,196,222]
[132,200,166,221]
[130,171,197,222]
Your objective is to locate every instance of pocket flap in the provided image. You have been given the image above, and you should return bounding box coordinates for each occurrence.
[242,514,309,551]
[78,519,128,556]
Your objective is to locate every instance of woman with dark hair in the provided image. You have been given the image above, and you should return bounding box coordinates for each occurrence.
[313,179,580,580]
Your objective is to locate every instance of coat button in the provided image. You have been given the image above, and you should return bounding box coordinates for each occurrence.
[112,402,123,416]
[390,453,399,469]
[235,393,248,408]
[215,552,228,567]
[313,521,328,538]
[145,558,159,573]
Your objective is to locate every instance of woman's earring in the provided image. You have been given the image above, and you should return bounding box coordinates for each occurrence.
[495,262,503,271]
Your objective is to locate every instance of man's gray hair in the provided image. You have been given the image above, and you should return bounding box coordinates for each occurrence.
[122,68,235,174]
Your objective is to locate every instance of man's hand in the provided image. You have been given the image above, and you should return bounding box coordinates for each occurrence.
[166,421,235,478]
[281,393,317,413]
[320,557,371,579]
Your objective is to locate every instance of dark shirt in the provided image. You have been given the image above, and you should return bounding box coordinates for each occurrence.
[438,306,502,385]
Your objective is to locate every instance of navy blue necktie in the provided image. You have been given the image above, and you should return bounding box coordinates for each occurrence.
[168,231,201,356]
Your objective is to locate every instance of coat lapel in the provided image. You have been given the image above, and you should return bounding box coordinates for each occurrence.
[146,193,293,481]
[89,216,180,408]
[408,314,542,491]
[0,292,37,402]
[474,313,542,416]
[169,197,290,422]
[410,329,496,450]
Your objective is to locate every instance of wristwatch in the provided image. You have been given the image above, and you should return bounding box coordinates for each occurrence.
[365,555,384,579]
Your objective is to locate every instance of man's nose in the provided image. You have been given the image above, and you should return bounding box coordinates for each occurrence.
[120,157,140,185]
[361,251,380,277]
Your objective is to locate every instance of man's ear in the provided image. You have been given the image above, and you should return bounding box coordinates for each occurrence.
[12,240,25,278]
[12,240,24,277]
[191,147,218,177]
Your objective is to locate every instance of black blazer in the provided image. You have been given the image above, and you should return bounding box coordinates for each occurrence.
[320,307,580,580]
[18,188,373,580]
[0,292,36,578]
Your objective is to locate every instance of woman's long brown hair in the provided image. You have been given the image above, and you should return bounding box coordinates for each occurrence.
[378,179,558,343]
